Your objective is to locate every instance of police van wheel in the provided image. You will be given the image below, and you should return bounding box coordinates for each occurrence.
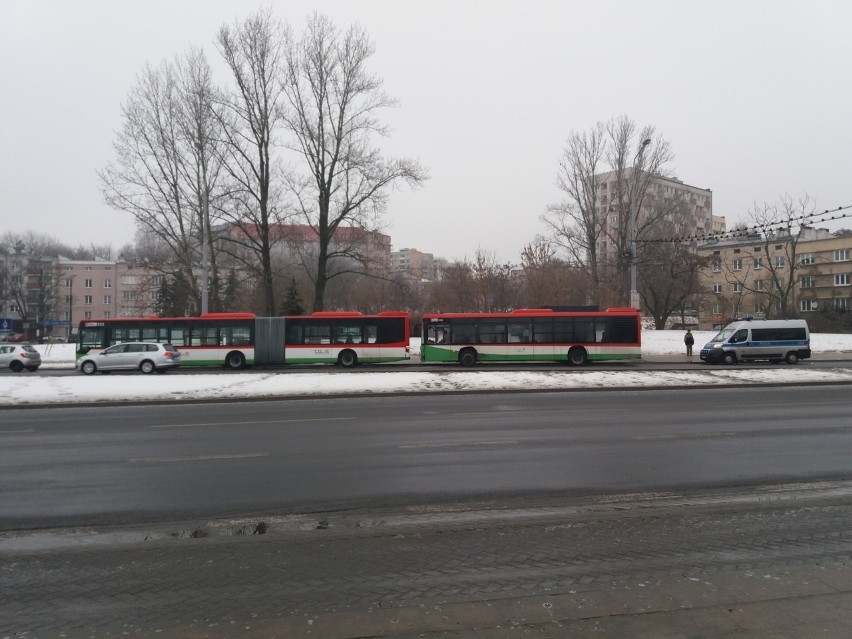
[722,352,737,365]
[785,352,799,365]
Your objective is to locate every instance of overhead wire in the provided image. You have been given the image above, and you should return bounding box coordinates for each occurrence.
[638,204,852,244]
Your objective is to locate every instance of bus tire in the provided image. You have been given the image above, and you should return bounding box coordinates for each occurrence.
[785,352,799,365]
[81,361,97,375]
[139,360,156,374]
[225,351,246,370]
[722,352,737,365]
[567,347,587,366]
[338,349,358,368]
[459,348,477,367]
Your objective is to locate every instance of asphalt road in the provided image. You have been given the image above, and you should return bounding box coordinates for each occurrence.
[3,386,852,638]
[2,385,851,530]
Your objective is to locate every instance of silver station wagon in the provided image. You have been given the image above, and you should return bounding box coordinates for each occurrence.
[76,342,181,375]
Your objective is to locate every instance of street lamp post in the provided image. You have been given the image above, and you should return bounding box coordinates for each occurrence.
[629,138,652,310]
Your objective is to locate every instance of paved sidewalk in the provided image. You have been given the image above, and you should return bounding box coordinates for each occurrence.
[2,483,851,638]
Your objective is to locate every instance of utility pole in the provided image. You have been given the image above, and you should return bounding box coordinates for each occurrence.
[629,138,651,310]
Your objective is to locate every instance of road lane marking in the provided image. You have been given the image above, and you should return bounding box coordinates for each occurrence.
[399,440,519,450]
[0,429,35,434]
[129,453,269,463]
[149,417,355,429]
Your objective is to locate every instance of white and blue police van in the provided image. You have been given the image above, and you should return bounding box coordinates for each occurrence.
[700,318,810,365]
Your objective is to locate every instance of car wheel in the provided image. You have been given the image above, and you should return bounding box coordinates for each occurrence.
[81,360,97,375]
[338,349,357,368]
[785,352,799,365]
[722,352,737,365]
[568,347,588,366]
[458,348,477,367]
[10,360,23,373]
[140,360,156,374]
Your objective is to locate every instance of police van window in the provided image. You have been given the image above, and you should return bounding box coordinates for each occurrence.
[730,329,749,343]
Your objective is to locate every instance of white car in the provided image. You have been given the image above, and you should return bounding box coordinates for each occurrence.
[76,342,181,375]
[0,344,42,372]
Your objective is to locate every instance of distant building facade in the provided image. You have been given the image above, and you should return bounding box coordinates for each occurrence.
[697,227,852,329]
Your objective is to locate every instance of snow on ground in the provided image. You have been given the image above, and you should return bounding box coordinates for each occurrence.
[2,331,852,407]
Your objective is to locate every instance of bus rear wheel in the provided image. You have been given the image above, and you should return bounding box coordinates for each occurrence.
[458,349,478,367]
[225,351,246,370]
[567,347,587,366]
[785,352,799,364]
[338,349,357,368]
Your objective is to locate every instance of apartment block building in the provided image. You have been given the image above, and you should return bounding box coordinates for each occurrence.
[391,248,447,281]
[595,170,723,260]
[697,227,852,329]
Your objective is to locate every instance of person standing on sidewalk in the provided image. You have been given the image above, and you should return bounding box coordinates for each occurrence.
[684,329,695,359]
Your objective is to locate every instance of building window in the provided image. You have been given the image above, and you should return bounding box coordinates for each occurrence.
[755,279,765,291]
[104,279,112,288]
[733,282,742,293]
[835,273,850,286]
[123,290,138,301]
[104,311,111,318]
[85,266,93,271]
[713,283,722,293]
[775,255,785,268]
[64,278,73,287]
[800,253,815,265]
[64,295,71,304]
[150,275,164,286]
[835,298,849,311]
[121,275,139,285]
[775,245,783,251]
[712,260,721,273]
[835,249,850,262]
[84,279,93,288]
[753,258,763,269]
[800,299,817,312]
[84,311,93,319]
[753,247,762,253]
[712,303,722,314]
[732,259,743,271]
[84,295,93,304]
[801,276,816,288]
[103,295,112,304]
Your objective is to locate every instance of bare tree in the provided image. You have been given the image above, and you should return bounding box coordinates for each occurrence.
[544,122,607,302]
[215,8,289,315]
[101,49,225,315]
[720,194,816,318]
[519,238,579,307]
[280,13,427,311]
[545,115,673,307]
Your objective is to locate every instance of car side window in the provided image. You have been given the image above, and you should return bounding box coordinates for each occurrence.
[105,344,126,354]
[147,344,159,352]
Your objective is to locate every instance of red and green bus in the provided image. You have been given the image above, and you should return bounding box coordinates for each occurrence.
[77,311,410,369]
[420,307,641,366]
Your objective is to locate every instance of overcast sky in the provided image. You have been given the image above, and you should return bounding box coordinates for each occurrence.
[2,0,851,262]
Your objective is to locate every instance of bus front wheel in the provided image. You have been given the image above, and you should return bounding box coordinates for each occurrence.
[338,350,358,368]
[785,352,799,365]
[722,352,737,365]
[225,351,246,370]
[459,349,478,367]
[567,347,588,366]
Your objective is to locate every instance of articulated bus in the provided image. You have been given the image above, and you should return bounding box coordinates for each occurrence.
[77,311,410,369]
[420,307,641,366]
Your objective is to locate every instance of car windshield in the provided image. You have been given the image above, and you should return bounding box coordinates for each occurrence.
[709,327,736,343]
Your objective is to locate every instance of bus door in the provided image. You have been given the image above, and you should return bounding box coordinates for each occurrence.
[507,321,534,360]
